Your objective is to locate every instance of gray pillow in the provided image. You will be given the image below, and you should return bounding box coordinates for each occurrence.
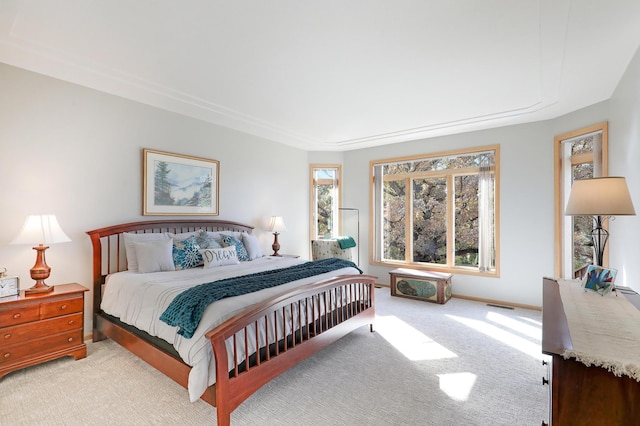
[134,239,175,273]
[123,232,170,272]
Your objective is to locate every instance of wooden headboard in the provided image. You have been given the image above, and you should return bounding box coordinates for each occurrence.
[86,219,254,322]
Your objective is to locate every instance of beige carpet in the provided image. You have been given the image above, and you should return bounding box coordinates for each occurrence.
[2,288,548,425]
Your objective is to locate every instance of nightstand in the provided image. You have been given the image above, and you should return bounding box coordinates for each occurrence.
[0,283,88,380]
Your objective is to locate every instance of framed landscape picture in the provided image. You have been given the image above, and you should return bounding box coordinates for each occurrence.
[581,265,617,296]
[143,149,219,216]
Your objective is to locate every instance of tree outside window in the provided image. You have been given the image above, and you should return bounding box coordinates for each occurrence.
[372,147,498,274]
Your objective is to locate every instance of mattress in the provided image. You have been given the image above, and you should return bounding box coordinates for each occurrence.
[101,256,360,401]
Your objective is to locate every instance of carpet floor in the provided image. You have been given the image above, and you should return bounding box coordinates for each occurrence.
[2,288,548,425]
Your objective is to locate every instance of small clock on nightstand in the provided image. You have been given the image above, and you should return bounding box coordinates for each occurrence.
[0,275,19,298]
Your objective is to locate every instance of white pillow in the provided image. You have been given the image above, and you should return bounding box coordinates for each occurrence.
[241,232,262,260]
[134,239,175,273]
[123,232,170,272]
[200,247,239,268]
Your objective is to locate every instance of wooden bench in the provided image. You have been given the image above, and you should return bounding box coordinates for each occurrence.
[389,268,452,304]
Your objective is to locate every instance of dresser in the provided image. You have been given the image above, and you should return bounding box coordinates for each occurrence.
[0,283,88,379]
[542,277,640,425]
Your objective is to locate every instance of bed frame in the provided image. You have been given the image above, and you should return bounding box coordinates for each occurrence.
[87,219,376,426]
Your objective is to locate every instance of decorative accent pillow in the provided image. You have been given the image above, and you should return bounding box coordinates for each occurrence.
[208,231,242,243]
[200,247,240,268]
[241,232,262,260]
[123,232,170,272]
[221,234,250,261]
[195,229,223,249]
[134,239,175,273]
[167,230,198,241]
[172,235,203,270]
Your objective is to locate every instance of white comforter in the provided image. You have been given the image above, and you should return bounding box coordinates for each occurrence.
[101,256,360,402]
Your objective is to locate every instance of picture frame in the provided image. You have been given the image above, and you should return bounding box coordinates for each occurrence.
[143,149,219,216]
[581,265,617,296]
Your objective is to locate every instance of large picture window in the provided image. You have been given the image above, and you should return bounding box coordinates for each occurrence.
[371,146,499,275]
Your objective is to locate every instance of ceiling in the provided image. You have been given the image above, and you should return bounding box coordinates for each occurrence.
[1,1,640,151]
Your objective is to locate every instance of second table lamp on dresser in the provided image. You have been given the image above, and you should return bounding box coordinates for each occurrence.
[11,214,71,294]
[565,177,635,266]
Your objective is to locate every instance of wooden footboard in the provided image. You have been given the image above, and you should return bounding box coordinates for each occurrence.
[207,274,376,426]
[86,220,376,425]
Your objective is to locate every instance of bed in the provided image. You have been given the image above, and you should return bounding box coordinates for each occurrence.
[87,219,376,426]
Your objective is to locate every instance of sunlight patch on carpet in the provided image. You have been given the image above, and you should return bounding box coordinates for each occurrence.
[446,314,544,360]
[486,312,541,340]
[437,372,477,401]
[376,315,457,361]
[520,317,542,326]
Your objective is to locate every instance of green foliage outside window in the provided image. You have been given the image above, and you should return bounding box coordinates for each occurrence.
[316,184,333,237]
[376,149,496,271]
[455,175,480,266]
[572,143,595,271]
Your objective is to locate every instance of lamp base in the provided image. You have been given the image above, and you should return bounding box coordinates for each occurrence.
[592,215,609,267]
[26,244,54,295]
[25,282,54,295]
[271,232,281,256]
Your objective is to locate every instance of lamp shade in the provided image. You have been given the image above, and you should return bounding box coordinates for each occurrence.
[565,177,636,216]
[268,216,287,233]
[11,215,71,245]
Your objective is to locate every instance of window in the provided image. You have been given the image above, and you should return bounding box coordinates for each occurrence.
[554,123,608,278]
[310,165,342,240]
[371,146,499,275]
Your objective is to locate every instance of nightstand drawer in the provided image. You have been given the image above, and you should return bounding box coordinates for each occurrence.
[0,330,84,366]
[0,304,40,326]
[2,313,83,346]
[0,283,88,380]
[41,296,83,319]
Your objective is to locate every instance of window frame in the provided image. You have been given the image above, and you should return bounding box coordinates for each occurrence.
[369,145,500,276]
[309,164,342,243]
[554,122,608,278]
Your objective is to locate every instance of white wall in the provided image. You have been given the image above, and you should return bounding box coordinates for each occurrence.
[3,41,640,323]
[339,122,558,307]
[342,98,633,307]
[0,63,310,332]
[336,77,638,308]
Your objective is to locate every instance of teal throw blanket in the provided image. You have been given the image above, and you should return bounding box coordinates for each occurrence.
[336,236,357,249]
[160,258,362,338]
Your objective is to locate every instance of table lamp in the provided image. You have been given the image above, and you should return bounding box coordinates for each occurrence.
[565,177,635,266]
[268,216,287,256]
[11,214,71,294]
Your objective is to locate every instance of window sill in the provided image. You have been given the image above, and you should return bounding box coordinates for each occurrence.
[371,260,499,278]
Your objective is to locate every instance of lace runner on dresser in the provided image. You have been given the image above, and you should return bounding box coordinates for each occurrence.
[557,279,640,381]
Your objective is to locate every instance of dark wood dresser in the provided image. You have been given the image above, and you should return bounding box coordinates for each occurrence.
[542,277,640,425]
[0,283,88,379]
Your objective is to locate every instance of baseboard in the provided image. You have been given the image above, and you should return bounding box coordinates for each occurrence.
[452,293,541,311]
[377,282,541,311]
